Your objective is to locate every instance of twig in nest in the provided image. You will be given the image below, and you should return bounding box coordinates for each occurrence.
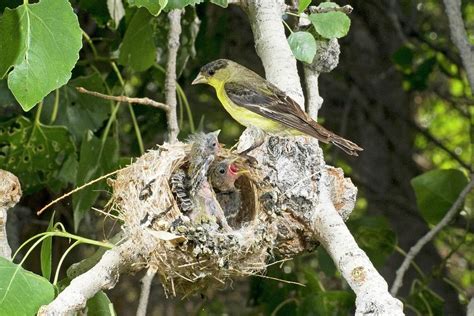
[76,87,170,112]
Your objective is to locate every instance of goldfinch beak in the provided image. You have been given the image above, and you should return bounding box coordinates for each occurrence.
[192,73,207,85]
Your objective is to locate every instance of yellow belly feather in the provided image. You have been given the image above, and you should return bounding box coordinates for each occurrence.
[215,84,298,134]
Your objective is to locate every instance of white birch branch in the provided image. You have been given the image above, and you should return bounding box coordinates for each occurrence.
[443,0,474,91]
[39,240,139,315]
[164,9,182,143]
[303,67,323,120]
[243,0,305,107]
[314,170,403,315]
[136,267,157,316]
[0,170,22,259]
[391,177,474,296]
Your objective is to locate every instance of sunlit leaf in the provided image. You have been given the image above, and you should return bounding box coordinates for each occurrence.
[127,0,168,16]
[165,0,203,10]
[411,169,468,225]
[288,31,317,64]
[309,3,350,39]
[0,0,82,111]
[0,257,55,315]
[298,0,312,13]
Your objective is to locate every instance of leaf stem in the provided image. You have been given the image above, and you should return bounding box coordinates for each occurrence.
[282,19,294,34]
[82,30,99,59]
[110,61,145,153]
[49,89,59,124]
[34,101,43,125]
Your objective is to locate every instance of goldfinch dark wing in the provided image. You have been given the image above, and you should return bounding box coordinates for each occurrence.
[224,81,363,156]
[224,82,322,137]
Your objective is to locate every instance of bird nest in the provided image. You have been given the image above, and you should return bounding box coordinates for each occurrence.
[106,132,356,297]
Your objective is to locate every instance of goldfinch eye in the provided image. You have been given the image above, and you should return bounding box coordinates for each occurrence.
[208,70,215,76]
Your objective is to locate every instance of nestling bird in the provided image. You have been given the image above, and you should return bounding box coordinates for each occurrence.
[186,131,232,231]
[187,131,220,196]
[209,159,247,228]
[192,59,363,156]
[209,159,247,193]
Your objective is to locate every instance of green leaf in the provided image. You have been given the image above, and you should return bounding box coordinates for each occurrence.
[0,257,55,315]
[40,214,55,281]
[119,8,156,72]
[0,0,82,111]
[297,291,355,316]
[298,0,312,13]
[309,9,351,39]
[392,45,415,70]
[73,131,119,231]
[43,74,111,142]
[87,291,116,316]
[411,169,468,225]
[209,0,228,8]
[127,0,168,16]
[166,0,203,9]
[406,57,437,91]
[0,116,76,194]
[348,216,397,267]
[288,31,317,64]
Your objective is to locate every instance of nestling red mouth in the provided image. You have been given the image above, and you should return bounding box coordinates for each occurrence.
[229,164,238,175]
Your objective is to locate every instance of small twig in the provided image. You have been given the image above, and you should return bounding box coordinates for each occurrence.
[164,9,182,143]
[390,176,474,296]
[136,267,157,316]
[37,168,122,215]
[309,4,353,14]
[443,0,474,92]
[76,87,170,112]
[286,4,353,15]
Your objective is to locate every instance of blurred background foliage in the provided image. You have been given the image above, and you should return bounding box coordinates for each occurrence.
[0,0,473,315]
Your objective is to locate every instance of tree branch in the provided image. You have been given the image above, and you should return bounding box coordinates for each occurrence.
[0,170,22,259]
[136,267,157,316]
[39,240,139,315]
[390,176,474,296]
[303,67,323,120]
[442,0,474,92]
[164,9,182,143]
[313,170,404,315]
[243,0,304,106]
[76,87,170,112]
